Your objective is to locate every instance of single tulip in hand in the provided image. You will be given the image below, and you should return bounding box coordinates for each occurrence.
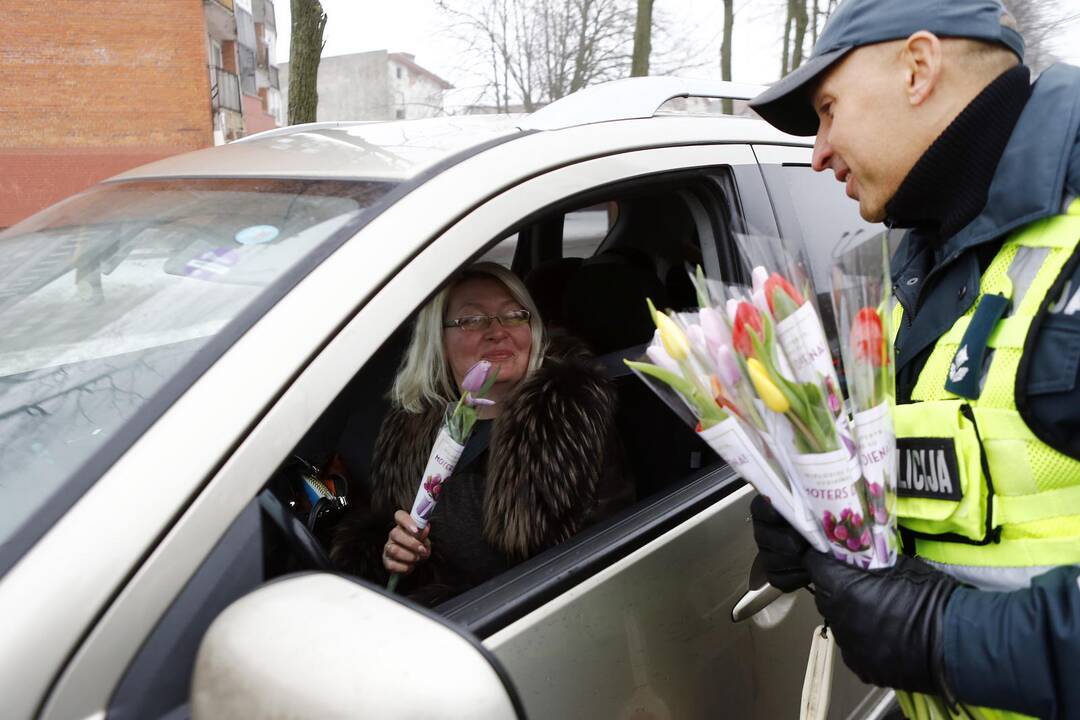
[447,360,499,442]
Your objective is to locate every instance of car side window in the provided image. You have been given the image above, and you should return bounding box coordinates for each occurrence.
[563,202,617,258]
[482,231,519,268]
[764,163,886,354]
[774,165,884,289]
[161,165,750,652]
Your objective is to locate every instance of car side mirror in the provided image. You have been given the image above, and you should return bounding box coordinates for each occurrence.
[191,573,523,719]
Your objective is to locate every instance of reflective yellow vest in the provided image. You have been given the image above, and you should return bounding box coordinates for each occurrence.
[891,200,1080,720]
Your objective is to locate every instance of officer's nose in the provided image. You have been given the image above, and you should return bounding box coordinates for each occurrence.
[812,129,834,173]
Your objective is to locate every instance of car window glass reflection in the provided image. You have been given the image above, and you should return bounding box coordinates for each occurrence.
[0,178,394,551]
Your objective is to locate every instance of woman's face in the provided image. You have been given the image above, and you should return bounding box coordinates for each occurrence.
[443,276,533,398]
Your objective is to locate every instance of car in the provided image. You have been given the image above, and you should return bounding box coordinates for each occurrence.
[0,76,892,719]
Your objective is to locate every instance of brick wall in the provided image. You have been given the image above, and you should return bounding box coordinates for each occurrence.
[242,93,277,135]
[0,1,214,227]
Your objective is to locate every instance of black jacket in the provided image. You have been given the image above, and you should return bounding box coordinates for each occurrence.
[329,336,631,604]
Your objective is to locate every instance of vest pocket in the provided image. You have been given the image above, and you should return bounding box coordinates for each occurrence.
[894,400,996,543]
[1023,320,1080,395]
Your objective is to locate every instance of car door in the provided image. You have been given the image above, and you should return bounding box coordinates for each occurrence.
[424,141,886,720]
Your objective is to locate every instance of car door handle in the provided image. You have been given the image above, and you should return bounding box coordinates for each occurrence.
[731,581,784,622]
[731,552,784,623]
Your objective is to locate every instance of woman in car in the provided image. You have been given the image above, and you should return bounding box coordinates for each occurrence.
[330,262,630,603]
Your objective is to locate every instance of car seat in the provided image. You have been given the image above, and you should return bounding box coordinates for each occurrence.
[562,250,719,499]
[524,256,584,334]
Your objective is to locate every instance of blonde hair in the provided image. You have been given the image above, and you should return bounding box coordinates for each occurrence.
[391,262,547,413]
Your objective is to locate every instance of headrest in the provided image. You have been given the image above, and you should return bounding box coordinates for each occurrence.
[563,250,668,355]
[524,257,584,331]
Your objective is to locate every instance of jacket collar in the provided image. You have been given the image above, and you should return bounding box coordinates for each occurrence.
[942,63,1080,258]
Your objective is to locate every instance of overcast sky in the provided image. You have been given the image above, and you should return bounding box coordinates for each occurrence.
[274,0,1080,111]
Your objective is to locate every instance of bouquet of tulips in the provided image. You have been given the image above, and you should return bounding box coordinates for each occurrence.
[388,360,498,592]
[627,234,897,569]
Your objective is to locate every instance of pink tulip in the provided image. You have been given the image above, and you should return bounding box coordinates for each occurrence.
[462,360,493,393]
[715,345,742,388]
[873,507,888,524]
[687,323,708,357]
[846,537,861,551]
[726,298,741,323]
[840,508,852,521]
[751,266,770,294]
[825,377,842,413]
[851,513,863,529]
[699,307,731,356]
[860,529,871,547]
[834,525,849,541]
[646,341,680,374]
[868,482,883,497]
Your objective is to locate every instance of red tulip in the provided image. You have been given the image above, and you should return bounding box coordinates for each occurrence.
[764,273,805,316]
[852,307,886,367]
[732,302,763,357]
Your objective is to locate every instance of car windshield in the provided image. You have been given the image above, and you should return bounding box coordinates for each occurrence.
[0,178,395,561]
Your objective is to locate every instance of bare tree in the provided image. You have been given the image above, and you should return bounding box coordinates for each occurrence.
[720,0,734,114]
[631,0,654,76]
[1001,0,1070,72]
[781,0,810,75]
[439,0,638,111]
[288,0,326,125]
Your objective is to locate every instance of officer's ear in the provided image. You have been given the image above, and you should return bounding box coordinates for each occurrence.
[901,31,944,107]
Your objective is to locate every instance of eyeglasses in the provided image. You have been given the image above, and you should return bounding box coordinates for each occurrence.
[443,309,531,332]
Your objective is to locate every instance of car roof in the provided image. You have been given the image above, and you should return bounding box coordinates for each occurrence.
[108,115,526,184]
[109,78,806,185]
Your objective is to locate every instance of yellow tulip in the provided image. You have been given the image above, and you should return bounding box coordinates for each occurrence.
[747,358,790,413]
[654,311,691,362]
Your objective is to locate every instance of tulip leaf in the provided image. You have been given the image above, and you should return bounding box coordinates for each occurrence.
[625,360,725,424]
[772,288,800,322]
[693,265,709,310]
[646,297,659,325]
[478,365,501,396]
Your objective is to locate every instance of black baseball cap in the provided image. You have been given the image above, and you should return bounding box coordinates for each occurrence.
[749,0,1025,136]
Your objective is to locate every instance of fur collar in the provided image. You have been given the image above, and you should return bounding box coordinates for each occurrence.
[369,335,614,560]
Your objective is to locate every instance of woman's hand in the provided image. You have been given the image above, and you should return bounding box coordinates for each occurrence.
[382,510,431,575]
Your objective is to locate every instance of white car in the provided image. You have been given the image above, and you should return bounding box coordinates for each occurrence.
[0,77,892,719]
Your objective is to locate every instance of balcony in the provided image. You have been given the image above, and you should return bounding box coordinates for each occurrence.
[204,0,237,41]
[210,66,242,113]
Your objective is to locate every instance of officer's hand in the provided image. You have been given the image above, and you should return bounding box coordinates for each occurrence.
[750,494,812,592]
[806,552,960,696]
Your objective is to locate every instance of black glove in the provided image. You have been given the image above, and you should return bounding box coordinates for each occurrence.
[749,494,812,592]
[806,551,960,698]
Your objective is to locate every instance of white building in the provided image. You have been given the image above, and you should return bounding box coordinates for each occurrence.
[279,50,453,122]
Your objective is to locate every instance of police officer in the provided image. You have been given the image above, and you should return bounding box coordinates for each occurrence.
[746,1,1080,718]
